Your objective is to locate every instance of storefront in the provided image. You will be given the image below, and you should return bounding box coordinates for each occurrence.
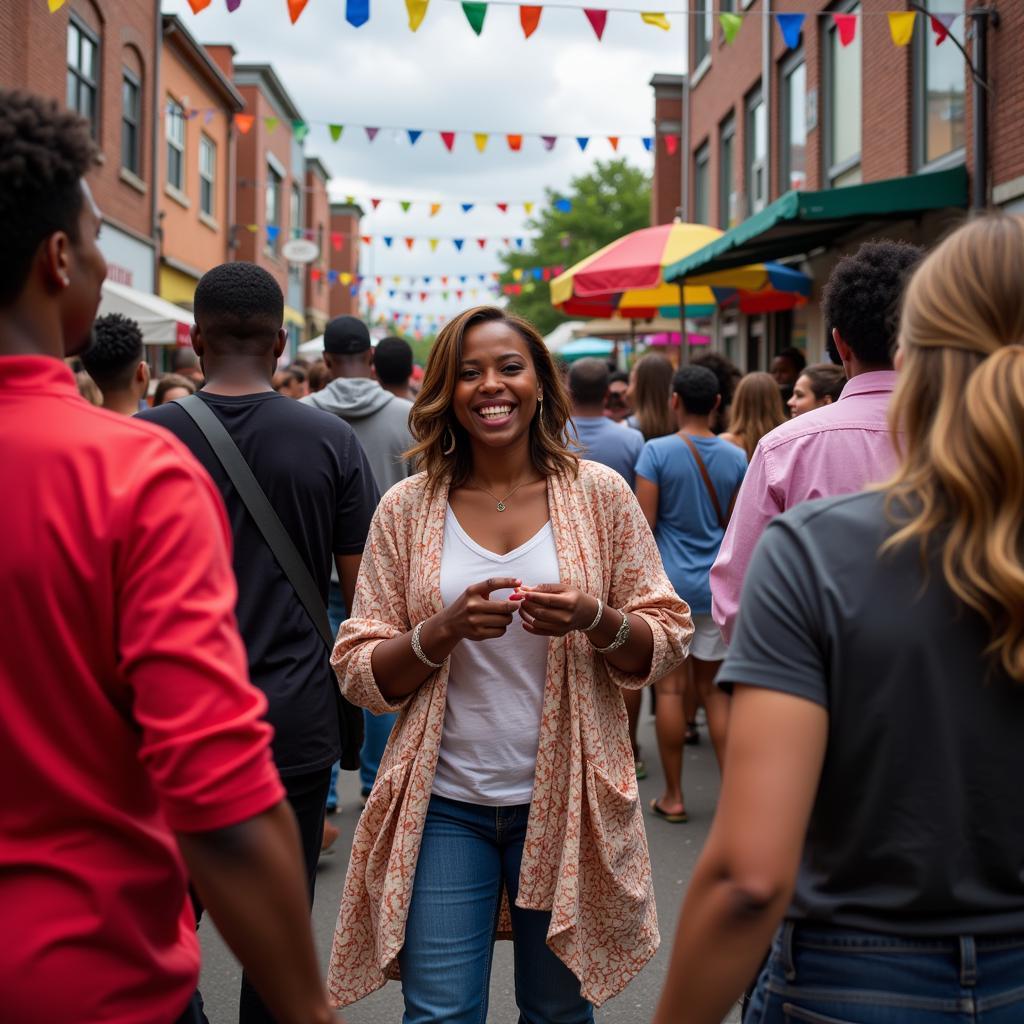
[98,280,193,375]
[97,222,156,295]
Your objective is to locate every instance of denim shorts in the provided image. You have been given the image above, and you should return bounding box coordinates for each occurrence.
[745,921,1024,1023]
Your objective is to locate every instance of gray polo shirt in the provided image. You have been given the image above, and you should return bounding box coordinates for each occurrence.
[719,489,1024,936]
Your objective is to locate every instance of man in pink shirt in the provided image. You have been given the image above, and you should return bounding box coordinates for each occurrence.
[712,241,923,644]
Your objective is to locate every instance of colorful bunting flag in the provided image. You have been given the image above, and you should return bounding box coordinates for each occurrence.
[441,131,457,152]
[363,237,373,246]
[186,0,210,11]
[331,232,343,251]
[340,272,353,284]
[346,0,370,28]
[329,124,344,142]
[405,238,415,250]
[497,202,509,212]
[234,113,255,134]
[473,133,488,153]
[775,12,805,49]
[507,134,523,152]
[401,200,412,212]
[520,5,542,38]
[930,12,956,44]
[541,135,557,151]
[204,110,215,125]
[477,239,487,249]
[719,12,742,44]
[406,0,429,30]
[454,239,465,251]
[608,136,619,151]
[461,202,475,212]
[226,0,243,12]
[554,198,572,213]
[245,224,259,233]
[833,12,857,47]
[266,225,280,243]
[430,239,440,251]
[292,120,309,142]
[642,137,653,152]
[462,2,487,35]
[365,126,379,142]
[408,129,422,145]
[287,0,308,24]
[664,134,679,156]
[641,11,669,31]
[524,202,534,214]
[888,11,915,46]
[383,236,393,248]
[576,137,590,152]
[430,203,442,217]
[371,198,381,209]
[512,268,523,282]
[583,8,607,40]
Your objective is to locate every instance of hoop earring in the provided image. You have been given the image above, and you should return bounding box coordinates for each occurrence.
[536,395,544,417]
[443,426,456,456]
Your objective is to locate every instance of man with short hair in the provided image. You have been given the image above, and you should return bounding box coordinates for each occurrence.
[374,335,415,401]
[604,369,632,423]
[569,357,644,488]
[80,312,149,414]
[140,262,378,1023]
[770,345,806,403]
[712,239,923,643]
[0,89,333,1024]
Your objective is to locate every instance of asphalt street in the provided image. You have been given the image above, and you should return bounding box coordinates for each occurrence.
[198,712,742,1023]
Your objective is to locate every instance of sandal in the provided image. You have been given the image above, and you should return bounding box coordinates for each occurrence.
[650,798,688,824]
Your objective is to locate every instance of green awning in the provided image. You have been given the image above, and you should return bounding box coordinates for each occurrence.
[665,166,968,282]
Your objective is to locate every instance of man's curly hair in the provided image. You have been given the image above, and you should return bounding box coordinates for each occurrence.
[81,314,144,390]
[823,240,923,367]
[0,89,99,306]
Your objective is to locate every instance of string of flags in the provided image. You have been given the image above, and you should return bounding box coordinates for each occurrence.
[167,0,962,51]
[246,222,538,251]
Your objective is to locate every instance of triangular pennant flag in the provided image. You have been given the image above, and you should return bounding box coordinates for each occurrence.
[532,267,543,281]
[365,126,379,142]
[888,10,915,46]
[204,110,214,125]
[462,2,487,35]
[473,133,489,153]
[429,238,440,251]
[833,12,857,47]
[362,236,373,245]
[383,236,393,248]
[524,202,534,215]
[331,232,343,251]
[292,120,309,143]
[430,203,442,217]
[405,238,415,250]
[520,5,542,38]
[554,198,572,213]
[245,224,259,233]
[408,129,423,145]
[608,136,620,151]
[775,12,805,49]
[576,137,590,152]
[503,238,511,247]
[346,0,370,28]
[930,12,956,44]
[456,290,464,301]
[506,134,523,152]
[515,239,524,249]
[234,113,255,134]
[310,269,321,282]
[266,225,280,243]
[642,136,653,152]
[420,292,429,301]
[512,267,523,281]
[423,276,432,284]
[719,12,742,44]
[583,9,607,40]
[345,194,355,203]
[477,239,487,249]
[541,135,557,151]
[664,134,679,156]
[497,202,509,213]
[389,290,397,298]
[329,271,339,284]
[400,201,412,213]
[406,0,429,30]
[287,0,308,24]
[371,198,381,210]
[442,291,450,301]
[226,0,242,11]
[186,0,210,11]
[453,239,465,251]
[461,203,475,212]
[329,124,344,142]
[340,272,353,285]
[441,131,457,152]
[441,275,449,285]
[640,11,670,31]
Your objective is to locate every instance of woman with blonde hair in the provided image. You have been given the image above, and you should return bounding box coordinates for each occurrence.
[720,371,787,460]
[329,306,691,1022]
[626,351,676,440]
[655,214,1024,1023]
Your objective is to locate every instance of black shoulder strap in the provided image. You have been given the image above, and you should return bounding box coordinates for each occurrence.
[174,394,334,650]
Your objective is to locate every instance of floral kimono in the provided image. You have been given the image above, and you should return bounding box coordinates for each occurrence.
[328,460,692,1008]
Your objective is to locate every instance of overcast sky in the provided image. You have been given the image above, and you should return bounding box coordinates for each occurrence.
[163,0,686,329]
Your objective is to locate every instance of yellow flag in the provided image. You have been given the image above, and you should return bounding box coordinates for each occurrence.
[474,133,489,153]
[430,203,442,217]
[48,0,66,11]
[340,272,353,285]
[429,239,440,252]
[641,11,670,31]
[246,224,259,233]
[888,11,916,46]
[524,202,534,215]
[512,269,523,282]
[406,0,429,30]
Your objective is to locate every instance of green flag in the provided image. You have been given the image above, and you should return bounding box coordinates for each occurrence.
[292,119,310,143]
[462,2,487,35]
[329,124,344,142]
[719,12,742,44]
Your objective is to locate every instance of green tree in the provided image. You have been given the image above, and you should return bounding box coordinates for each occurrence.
[500,159,651,336]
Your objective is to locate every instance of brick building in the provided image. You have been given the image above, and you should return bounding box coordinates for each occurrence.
[304,157,332,339]
[652,0,1020,369]
[158,16,243,308]
[1,0,161,291]
[328,201,364,320]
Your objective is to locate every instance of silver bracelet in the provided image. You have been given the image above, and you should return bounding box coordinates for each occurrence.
[582,597,604,633]
[411,621,446,669]
[592,609,631,654]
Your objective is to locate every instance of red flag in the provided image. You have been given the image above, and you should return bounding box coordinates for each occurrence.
[375,276,383,285]
[520,5,542,38]
[608,136,619,151]
[441,276,449,285]
[584,8,607,39]
[310,269,321,282]
[477,239,487,249]
[440,131,456,151]
[234,113,255,134]
[420,292,428,301]
[287,0,308,23]
[361,235,372,245]
[930,13,954,44]
[664,134,679,156]
[371,198,381,210]
[833,12,857,47]
[506,135,523,152]
[187,0,212,12]
[331,232,343,251]
[497,202,509,213]
[405,237,415,250]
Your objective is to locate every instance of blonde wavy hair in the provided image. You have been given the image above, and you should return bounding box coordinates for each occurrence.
[407,306,579,487]
[725,372,787,460]
[884,214,1024,682]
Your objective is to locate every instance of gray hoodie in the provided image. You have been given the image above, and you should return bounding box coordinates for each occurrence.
[302,378,414,495]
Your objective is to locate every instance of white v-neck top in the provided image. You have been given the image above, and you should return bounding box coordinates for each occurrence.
[433,506,560,806]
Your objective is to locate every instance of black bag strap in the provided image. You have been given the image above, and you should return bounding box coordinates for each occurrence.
[680,433,736,532]
[174,394,334,650]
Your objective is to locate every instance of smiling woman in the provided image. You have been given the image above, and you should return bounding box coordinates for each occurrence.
[327,305,693,1020]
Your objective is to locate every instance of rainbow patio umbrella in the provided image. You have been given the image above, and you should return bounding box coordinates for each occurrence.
[550,222,810,321]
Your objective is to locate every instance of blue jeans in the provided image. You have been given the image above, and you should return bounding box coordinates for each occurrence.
[745,921,1024,1023]
[399,794,594,1024]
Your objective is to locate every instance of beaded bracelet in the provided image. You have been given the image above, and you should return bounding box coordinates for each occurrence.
[592,609,631,654]
[411,621,446,669]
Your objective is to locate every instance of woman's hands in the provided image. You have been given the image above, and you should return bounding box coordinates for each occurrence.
[433,576,524,645]
[516,584,600,638]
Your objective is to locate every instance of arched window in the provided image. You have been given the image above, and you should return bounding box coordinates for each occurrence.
[121,46,144,177]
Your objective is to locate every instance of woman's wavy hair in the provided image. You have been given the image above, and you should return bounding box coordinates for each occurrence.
[801,362,847,404]
[884,214,1024,682]
[631,352,676,440]
[407,306,578,487]
[727,372,787,460]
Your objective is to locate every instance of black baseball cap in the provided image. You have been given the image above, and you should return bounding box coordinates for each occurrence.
[323,315,371,355]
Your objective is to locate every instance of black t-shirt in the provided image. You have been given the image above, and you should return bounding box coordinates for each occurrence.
[140,391,379,775]
[719,489,1024,936]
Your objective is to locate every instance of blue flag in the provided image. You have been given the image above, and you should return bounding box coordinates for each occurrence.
[383,236,393,248]
[407,129,422,145]
[266,225,280,243]
[776,12,805,49]
[461,203,474,212]
[346,0,370,28]
[453,239,465,251]
[554,198,573,213]
[642,137,653,152]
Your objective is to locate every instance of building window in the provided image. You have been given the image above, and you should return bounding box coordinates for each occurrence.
[745,87,767,215]
[694,143,711,225]
[915,0,965,168]
[780,55,807,192]
[290,182,302,241]
[693,0,713,68]
[719,115,735,228]
[121,70,141,176]
[67,18,99,137]
[825,1,862,187]
[166,98,186,192]
[199,135,216,217]
[265,164,282,254]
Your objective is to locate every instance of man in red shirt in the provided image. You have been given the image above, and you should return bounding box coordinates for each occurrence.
[0,90,335,1024]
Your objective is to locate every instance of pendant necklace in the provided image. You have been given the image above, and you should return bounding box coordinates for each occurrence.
[473,477,534,512]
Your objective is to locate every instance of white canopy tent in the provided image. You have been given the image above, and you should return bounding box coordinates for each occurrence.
[98,279,192,347]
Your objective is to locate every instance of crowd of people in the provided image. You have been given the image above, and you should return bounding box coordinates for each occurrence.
[4,87,1024,1024]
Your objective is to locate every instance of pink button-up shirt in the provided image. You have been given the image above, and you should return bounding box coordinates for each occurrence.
[711,370,899,643]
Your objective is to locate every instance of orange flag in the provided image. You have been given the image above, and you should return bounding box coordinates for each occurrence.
[608,136,620,151]
[507,134,523,151]
[234,113,255,134]
[287,0,309,24]
[520,5,542,38]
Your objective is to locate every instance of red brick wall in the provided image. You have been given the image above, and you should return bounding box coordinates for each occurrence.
[1,0,158,244]
[651,83,683,225]
[328,206,362,318]
[980,2,1024,203]
[304,168,331,325]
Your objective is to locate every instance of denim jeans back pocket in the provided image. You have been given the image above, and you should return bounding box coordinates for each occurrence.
[782,1004,862,1024]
